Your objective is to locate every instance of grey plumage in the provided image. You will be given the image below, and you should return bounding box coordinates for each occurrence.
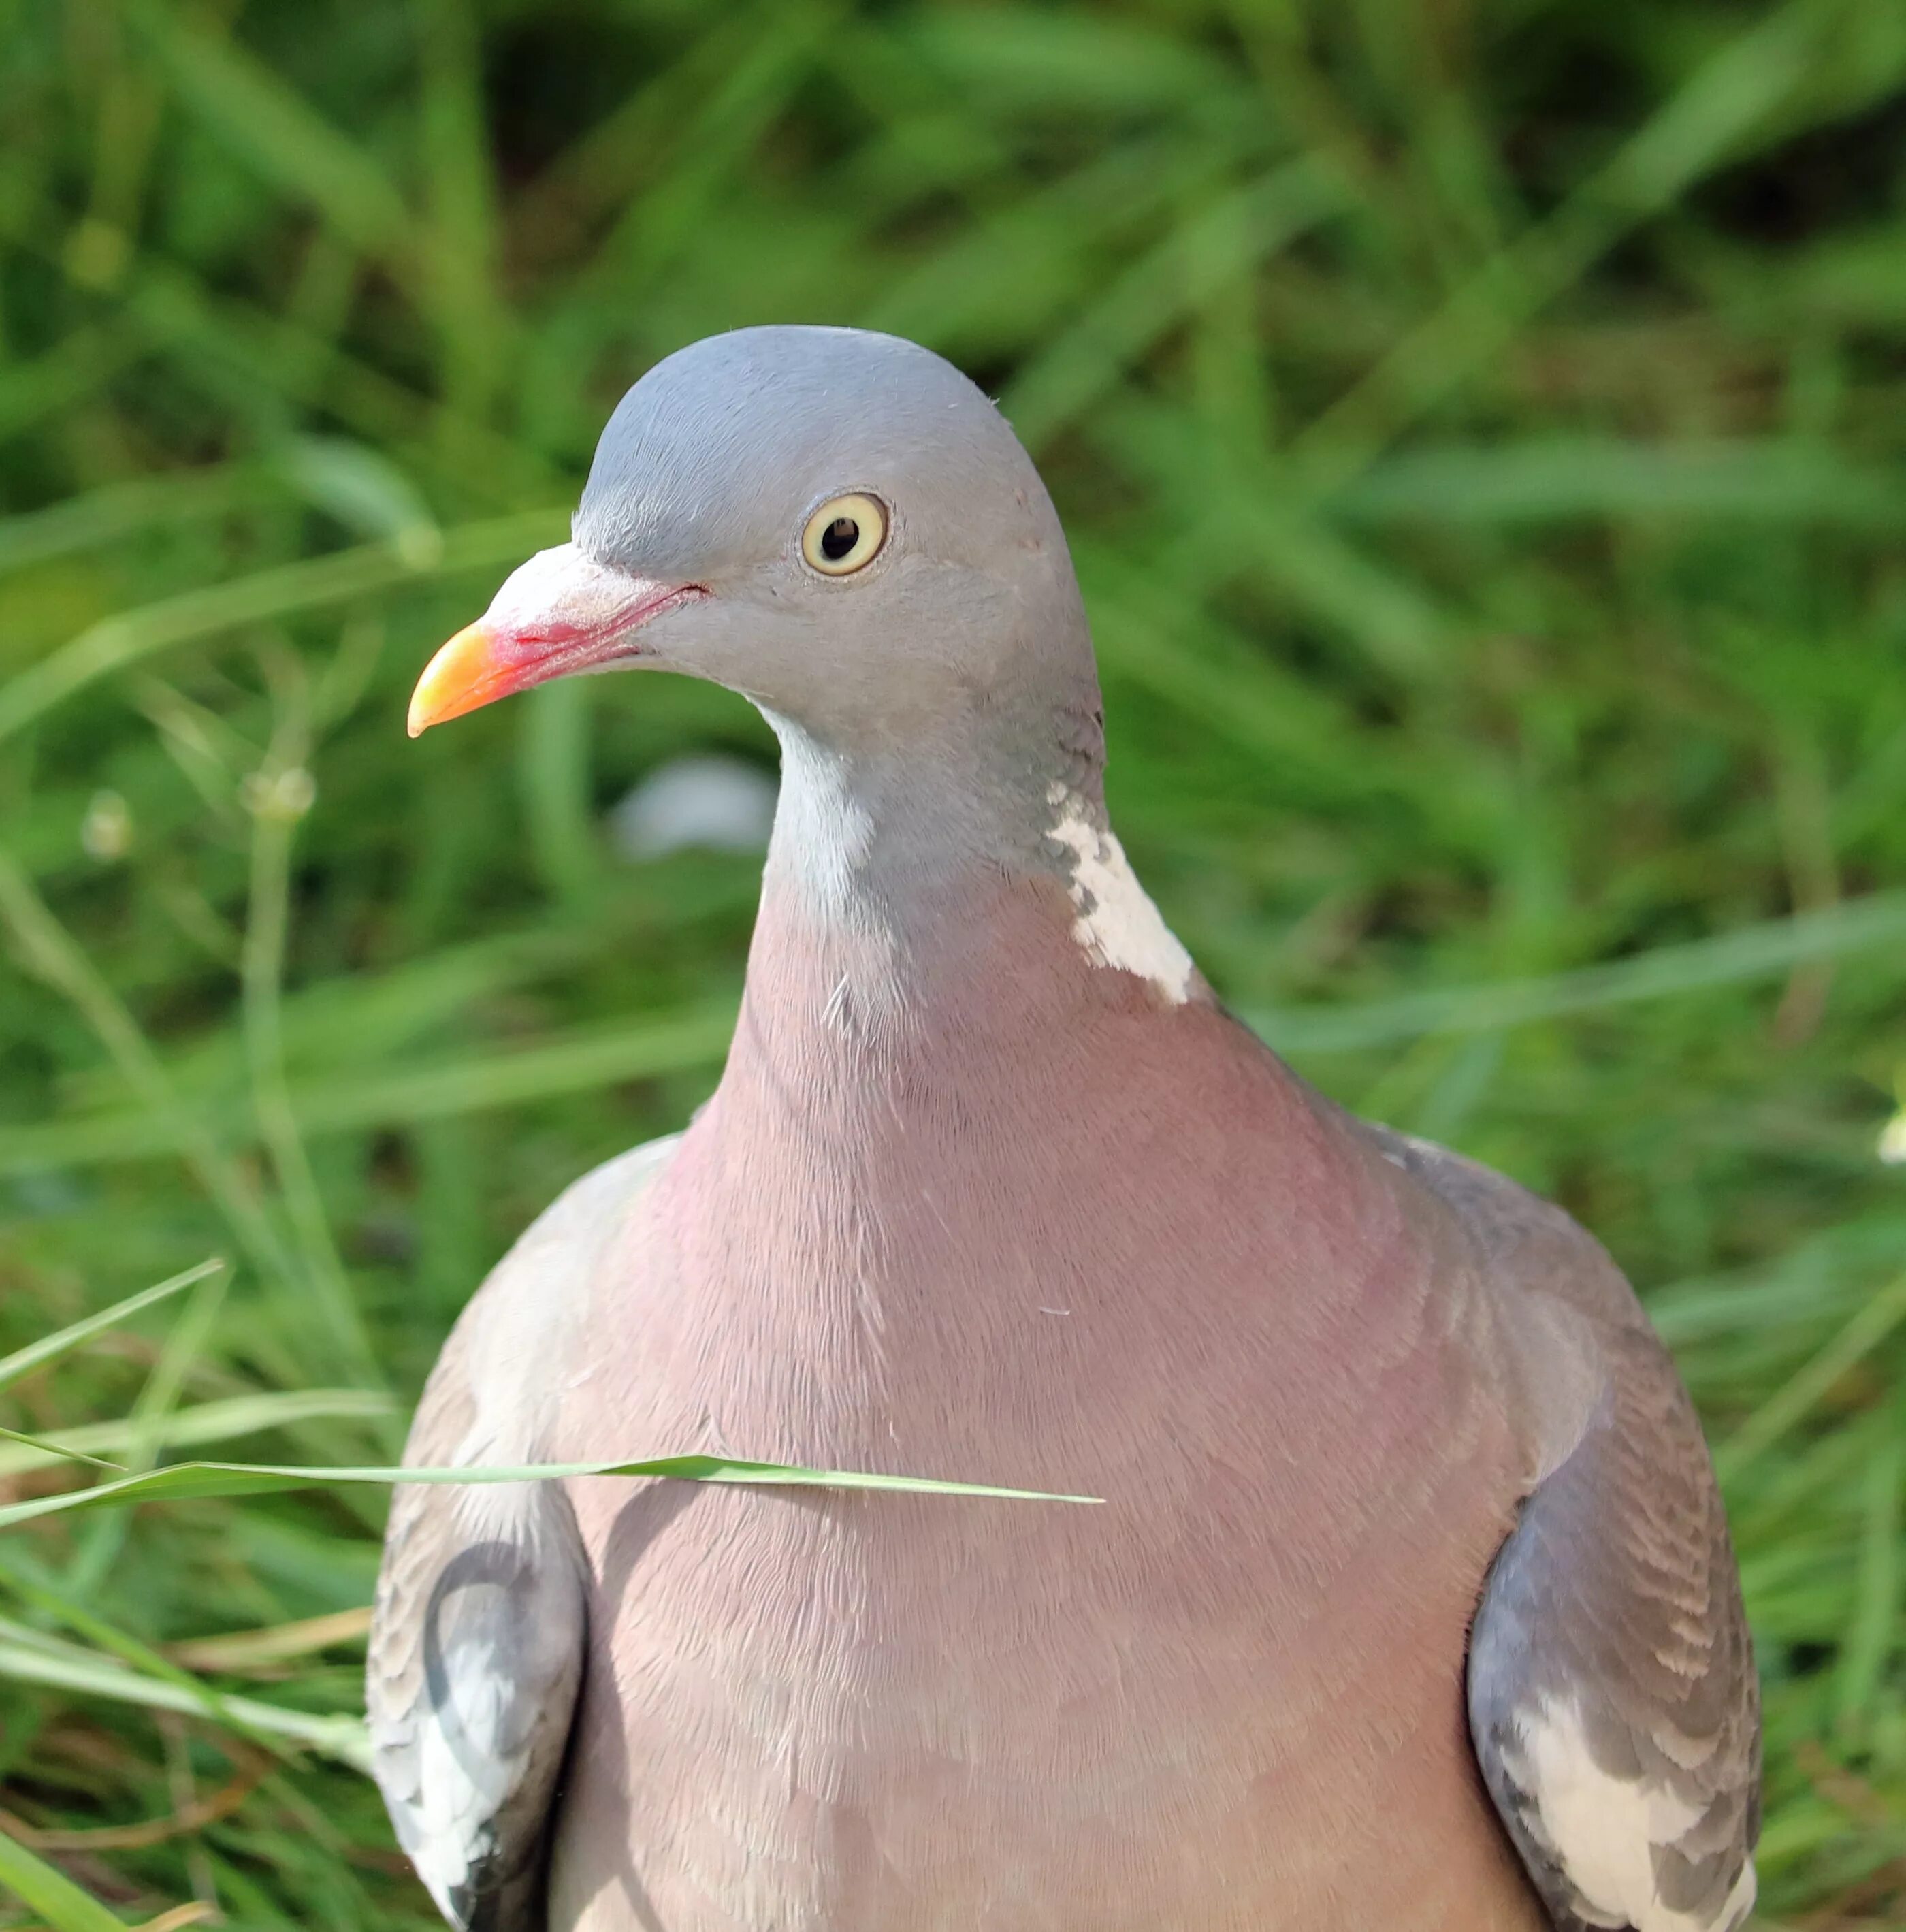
[1389,1128,1760,1932]
[374,1483,585,1930]
[369,1144,674,1931]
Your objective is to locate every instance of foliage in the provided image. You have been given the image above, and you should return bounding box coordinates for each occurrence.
[3,0,1906,1922]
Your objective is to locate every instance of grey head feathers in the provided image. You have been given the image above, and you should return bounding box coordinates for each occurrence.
[571,326,1101,762]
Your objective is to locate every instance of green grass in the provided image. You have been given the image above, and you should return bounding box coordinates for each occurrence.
[2,0,1905,1923]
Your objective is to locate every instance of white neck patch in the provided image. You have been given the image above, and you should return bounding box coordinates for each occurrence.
[1045,784,1195,1005]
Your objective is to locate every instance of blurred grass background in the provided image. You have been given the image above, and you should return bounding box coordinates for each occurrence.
[1,0,1905,1923]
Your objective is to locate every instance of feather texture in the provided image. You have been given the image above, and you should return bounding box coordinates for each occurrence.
[367,1142,678,1929]
[1385,1132,1760,1932]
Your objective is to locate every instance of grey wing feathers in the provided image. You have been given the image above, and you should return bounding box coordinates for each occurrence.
[1468,1328,1759,1932]
[1380,1129,1760,1932]
[367,1332,588,1931]
[367,1135,680,1930]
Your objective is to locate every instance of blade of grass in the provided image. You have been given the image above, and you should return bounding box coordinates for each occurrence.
[0,509,566,747]
[1095,396,1453,677]
[0,1640,371,1771]
[124,0,419,268]
[238,1001,740,1129]
[576,0,851,292]
[0,843,301,1296]
[1249,890,1906,1052]
[0,466,260,575]
[0,1260,222,1393]
[0,326,146,449]
[517,679,599,903]
[0,1547,364,1773]
[270,437,439,556]
[0,1003,740,1174]
[5,1765,267,1854]
[111,251,560,503]
[1832,1423,1903,1741]
[0,1429,123,1472]
[1289,0,1843,494]
[509,0,805,245]
[239,661,382,1398]
[0,1391,395,1479]
[1329,437,1906,528]
[1716,1270,1906,1481]
[414,0,512,428]
[863,125,1257,347]
[163,1607,371,1675]
[1001,157,1354,450]
[0,1571,271,1765]
[0,1824,133,1932]
[56,920,598,1118]
[62,1269,231,1598]
[0,1453,1103,1530]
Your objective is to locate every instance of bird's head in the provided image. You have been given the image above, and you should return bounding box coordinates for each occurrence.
[408,327,1096,754]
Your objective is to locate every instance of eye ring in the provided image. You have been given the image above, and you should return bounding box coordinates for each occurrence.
[801,494,888,577]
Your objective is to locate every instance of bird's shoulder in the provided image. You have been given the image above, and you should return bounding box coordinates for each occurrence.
[1361,1121,1643,1335]
[1358,1127,1760,1932]
[429,1129,683,1442]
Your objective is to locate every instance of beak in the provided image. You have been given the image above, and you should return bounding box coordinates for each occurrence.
[408,542,703,737]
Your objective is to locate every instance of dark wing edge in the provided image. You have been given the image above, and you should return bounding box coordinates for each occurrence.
[1466,1336,1760,1932]
[366,1135,679,1929]
[367,1343,590,1932]
[1372,1126,1761,1932]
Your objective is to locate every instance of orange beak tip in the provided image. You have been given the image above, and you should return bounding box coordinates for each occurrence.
[408,621,501,739]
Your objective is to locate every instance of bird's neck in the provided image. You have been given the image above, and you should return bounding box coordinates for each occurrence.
[756,706,1101,943]
[730,707,1198,1078]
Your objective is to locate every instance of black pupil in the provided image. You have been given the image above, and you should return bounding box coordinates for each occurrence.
[820,516,860,560]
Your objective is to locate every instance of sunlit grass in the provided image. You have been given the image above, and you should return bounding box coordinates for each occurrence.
[3,0,1905,1924]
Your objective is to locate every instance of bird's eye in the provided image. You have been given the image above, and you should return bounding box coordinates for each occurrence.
[801,494,887,576]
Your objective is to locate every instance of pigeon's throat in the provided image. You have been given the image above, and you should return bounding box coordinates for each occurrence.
[756,709,1084,928]
[749,711,1200,1029]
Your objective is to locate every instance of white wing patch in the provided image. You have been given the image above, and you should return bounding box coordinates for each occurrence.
[1045,785,1194,1003]
[408,1687,510,1914]
[369,1141,670,1929]
[399,1631,534,1921]
[1515,1696,1758,1932]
